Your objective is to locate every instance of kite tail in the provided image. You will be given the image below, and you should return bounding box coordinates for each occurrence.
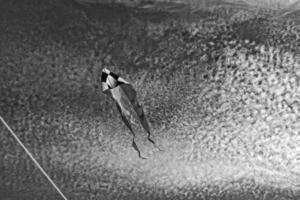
[120,84,163,152]
[146,132,163,152]
[134,103,163,152]
[116,103,146,159]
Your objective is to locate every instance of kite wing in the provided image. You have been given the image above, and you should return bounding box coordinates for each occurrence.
[101,68,161,157]
[101,68,146,158]
[101,68,149,132]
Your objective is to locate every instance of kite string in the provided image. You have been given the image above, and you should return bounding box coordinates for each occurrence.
[0,116,68,200]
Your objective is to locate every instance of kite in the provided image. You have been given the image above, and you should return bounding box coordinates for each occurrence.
[101,68,162,159]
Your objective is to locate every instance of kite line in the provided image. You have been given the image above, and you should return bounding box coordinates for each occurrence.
[0,116,68,200]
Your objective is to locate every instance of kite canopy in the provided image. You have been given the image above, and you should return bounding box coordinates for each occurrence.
[101,68,129,93]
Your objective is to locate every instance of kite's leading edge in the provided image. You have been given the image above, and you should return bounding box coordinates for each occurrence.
[101,68,161,158]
